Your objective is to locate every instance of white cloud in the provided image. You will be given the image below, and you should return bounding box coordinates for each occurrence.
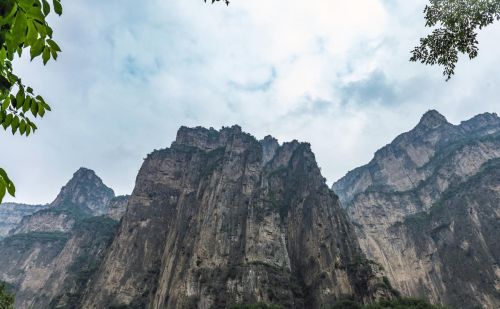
[0,0,499,204]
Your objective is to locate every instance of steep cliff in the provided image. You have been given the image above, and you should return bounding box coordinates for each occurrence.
[0,168,124,308]
[0,203,47,238]
[332,111,500,309]
[82,126,392,309]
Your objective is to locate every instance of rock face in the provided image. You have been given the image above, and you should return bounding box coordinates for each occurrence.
[51,167,116,215]
[82,126,392,309]
[106,195,130,221]
[0,168,124,309]
[0,203,47,238]
[332,110,500,309]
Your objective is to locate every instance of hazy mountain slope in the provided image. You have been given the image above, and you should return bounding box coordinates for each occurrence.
[82,126,393,309]
[0,203,47,238]
[332,111,500,309]
[0,168,126,309]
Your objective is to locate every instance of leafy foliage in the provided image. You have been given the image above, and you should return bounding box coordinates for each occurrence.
[0,167,15,201]
[0,282,15,309]
[0,0,62,202]
[411,0,500,80]
[204,0,230,6]
[323,298,450,309]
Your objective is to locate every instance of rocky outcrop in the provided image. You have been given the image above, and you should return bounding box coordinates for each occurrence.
[0,203,47,238]
[106,195,130,221]
[82,126,392,309]
[0,168,123,309]
[332,111,500,309]
[51,167,116,215]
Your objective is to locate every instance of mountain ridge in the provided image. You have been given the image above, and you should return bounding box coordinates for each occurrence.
[332,110,500,309]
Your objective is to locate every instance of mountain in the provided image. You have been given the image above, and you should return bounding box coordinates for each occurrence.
[332,110,500,309]
[0,203,47,238]
[81,126,394,309]
[0,168,127,308]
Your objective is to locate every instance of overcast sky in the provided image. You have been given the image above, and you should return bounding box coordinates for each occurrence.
[1,0,499,204]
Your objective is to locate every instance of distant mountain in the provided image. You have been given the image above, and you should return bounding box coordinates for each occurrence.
[0,168,128,308]
[332,110,500,309]
[0,203,47,238]
[81,126,394,309]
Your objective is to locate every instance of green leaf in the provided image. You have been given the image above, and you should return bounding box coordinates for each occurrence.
[0,181,6,202]
[26,21,38,46]
[30,99,38,116]
[30,38,45,60]
[0,48,6,63]
[27,6,45,23]
[1,97,10,111]
[23,96,31,113]
[42,46,50,65]
[42,0,51,16]
[47,39,61,52]
[53,0,62,16]
[12,10,28,46]
[19,119,26,134]
[6,179,15,197]
[15,88,25,108]
[2,113,13,128]
[38,103,45,117]
[51,49,58,60]
[11,115,19,134]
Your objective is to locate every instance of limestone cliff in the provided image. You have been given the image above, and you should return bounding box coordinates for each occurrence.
[82,126,392,309]
[332,110,500,309]
[0,168,124,308]
[0,203,47,238]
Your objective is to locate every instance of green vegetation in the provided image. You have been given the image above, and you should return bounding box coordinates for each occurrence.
[2,231,69,249]
[362,298,450,309]
[323,298,451,309]
[411,0,500,80]
[229,303,282,309]
[0,0,63,202]
[232,298,450,309]
[0,281,14,309]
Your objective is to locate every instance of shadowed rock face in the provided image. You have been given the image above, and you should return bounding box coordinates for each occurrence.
[0,169,125,309]
[82,126,392,309]
[332,110,500,309]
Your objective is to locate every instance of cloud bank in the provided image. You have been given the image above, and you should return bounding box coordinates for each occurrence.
[1,0,499,203]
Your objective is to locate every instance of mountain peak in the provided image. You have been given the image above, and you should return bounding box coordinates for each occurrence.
[73,167,98,178]
[51,168,115,215]
[417,110,449,129]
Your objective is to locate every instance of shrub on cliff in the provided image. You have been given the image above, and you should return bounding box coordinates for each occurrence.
[0,282,14,309]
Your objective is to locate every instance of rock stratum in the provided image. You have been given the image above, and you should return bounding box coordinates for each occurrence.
[333,110,500,309]
[81,126,392,309]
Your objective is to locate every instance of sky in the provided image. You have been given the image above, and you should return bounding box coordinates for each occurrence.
[1,0,499,204]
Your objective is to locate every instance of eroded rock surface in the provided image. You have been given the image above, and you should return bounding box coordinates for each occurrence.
[0,168,124,308]
[82,126,392,309]
[0,203,47,238]
[333,111,500,309]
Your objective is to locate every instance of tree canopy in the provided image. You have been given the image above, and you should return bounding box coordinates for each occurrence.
[0,0,62,202]
[411,0,500,80]
[0,282,14,309]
